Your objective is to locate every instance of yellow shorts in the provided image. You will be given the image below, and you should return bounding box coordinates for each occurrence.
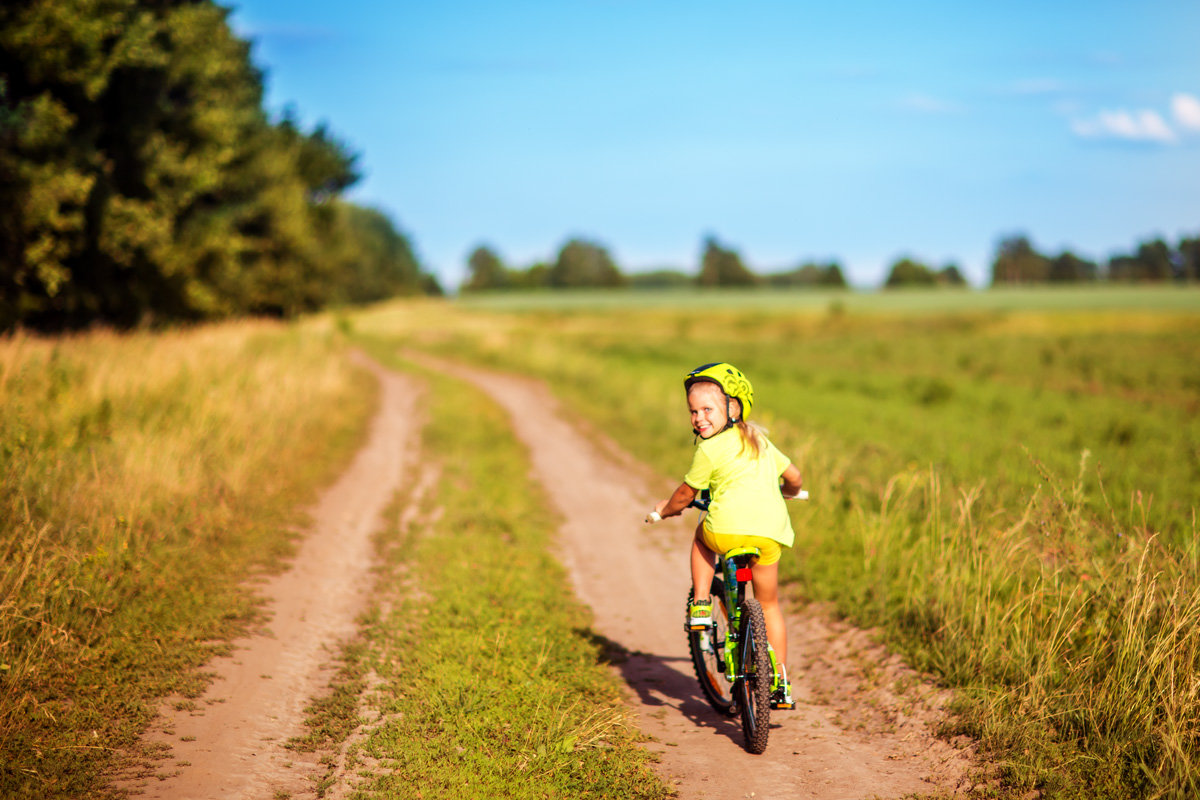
[700,526,784,566]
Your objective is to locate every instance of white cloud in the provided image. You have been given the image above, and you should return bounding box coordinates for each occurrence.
[1071,108,1177,144]
[1172,93,1200,132]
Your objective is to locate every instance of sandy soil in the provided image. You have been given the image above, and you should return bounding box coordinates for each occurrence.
[120,352,979,799]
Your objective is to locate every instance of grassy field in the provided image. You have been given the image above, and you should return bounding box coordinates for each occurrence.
[0,317,669,799]
[3,286,1197,799]
[0,320,375,798]
[353,288,1200,799]
[456,283,1200,314]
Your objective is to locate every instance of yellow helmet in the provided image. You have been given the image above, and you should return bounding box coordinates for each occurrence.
[684,362,754,422]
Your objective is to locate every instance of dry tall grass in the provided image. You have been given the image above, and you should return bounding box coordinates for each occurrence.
[0,319,373,797]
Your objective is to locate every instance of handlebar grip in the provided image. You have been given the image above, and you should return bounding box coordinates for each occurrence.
[785,490,809,500]
[646,510,663,523]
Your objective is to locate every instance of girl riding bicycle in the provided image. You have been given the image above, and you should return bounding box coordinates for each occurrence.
[651,362,804,707]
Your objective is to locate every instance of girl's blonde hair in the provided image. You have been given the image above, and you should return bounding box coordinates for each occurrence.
[731,399,766,458]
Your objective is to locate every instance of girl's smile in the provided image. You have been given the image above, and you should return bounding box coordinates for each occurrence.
[688,383,729,438]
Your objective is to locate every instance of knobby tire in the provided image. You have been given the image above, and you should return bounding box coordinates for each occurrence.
[737,598,771,754]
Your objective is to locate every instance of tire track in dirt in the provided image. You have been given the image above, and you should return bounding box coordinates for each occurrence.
[417,353,978,800]
[121,353,420,800]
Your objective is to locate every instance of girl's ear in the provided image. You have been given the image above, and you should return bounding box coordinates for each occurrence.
[729,397,742,421]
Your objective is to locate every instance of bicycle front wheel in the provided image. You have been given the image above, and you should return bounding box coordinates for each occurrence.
[737,598,772,754]
[687,581,736,717]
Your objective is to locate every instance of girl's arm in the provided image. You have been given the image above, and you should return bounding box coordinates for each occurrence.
[655,482,699,519]
[780,463,804,498]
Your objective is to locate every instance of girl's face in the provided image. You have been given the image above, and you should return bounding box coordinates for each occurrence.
[688,382,729,438]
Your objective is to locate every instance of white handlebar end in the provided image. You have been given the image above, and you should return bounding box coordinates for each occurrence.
[646,510,663,524]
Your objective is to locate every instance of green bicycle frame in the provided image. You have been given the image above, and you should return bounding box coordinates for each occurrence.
[714,548,781,695]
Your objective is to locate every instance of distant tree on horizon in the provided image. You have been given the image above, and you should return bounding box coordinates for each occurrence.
[765,261,847,289]
[464,245,509,292]
[992,235,1051,285]
[1048,251,1098,283]
[884,257,938,287]
[548,238,625,288]
[698,236,758,287]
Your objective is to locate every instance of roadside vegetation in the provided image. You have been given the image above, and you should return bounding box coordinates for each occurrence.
[4,287,1197,799]
[353,290,1200,800]
[294,348,669,799]
[0,320,373,798]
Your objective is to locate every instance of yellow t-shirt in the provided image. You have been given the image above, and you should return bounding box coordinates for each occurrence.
[683,427,794,547]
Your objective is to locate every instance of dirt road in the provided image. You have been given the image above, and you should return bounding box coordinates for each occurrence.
[122,354,421,800]
[124,353,975,799]
[421,355,976,799]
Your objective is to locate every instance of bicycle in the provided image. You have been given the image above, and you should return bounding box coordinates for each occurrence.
[647,489,806,754]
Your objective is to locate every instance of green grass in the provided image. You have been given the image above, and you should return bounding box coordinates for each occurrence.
[6,290,1197,799]
[352,296,1200,799]
[0,320,373,799]
[304,344,669,799]
[454,283,1200,314]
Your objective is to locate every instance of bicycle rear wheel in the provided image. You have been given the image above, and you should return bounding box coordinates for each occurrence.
[687,581,736,717]
[737,598,772,754]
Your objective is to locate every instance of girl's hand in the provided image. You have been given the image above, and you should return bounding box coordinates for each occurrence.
[647,484,696,523]
[780,463,804,499]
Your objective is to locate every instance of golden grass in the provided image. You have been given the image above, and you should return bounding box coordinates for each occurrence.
[0,318,373,798]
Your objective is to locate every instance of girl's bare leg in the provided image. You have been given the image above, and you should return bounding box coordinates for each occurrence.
[690,524,717,601]
[750,561,787,669]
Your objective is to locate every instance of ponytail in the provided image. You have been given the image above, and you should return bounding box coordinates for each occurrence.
[736,420,766,458]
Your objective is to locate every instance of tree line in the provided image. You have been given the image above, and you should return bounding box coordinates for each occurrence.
[991,233,1200,285]
[464,236,849,293]
[465,229,1200,293]
[1,0,440,332]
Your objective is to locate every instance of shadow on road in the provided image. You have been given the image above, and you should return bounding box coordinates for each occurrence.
[575,627,749,747]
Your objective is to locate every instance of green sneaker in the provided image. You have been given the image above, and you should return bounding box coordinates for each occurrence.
[770,679,795,710]
[687,598,712,630]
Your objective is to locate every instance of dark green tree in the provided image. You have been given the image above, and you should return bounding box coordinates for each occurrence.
[884,257,938,288]
[765,261,846,288]
[1047,251,1097,283]
[1179,236,1200,281]
[0,0,432,330]
[548,238,624,288]
[1106,239,1167,282]
[278,110,360,203]
[463,245,509,291]
[326,203,427,303]
[1136,239,1173,281]
[991,235,1050,285]
[938,263,967,286]
[824,262,848,287]
[508,261,550,289]
[698,236,758,287]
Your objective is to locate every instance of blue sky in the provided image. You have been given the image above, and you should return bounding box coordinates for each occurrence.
[226,1,1200,289]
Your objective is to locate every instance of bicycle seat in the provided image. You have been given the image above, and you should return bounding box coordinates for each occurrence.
[723,546,761,565]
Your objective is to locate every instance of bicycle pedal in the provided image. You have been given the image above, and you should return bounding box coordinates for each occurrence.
[770,699,796,710]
